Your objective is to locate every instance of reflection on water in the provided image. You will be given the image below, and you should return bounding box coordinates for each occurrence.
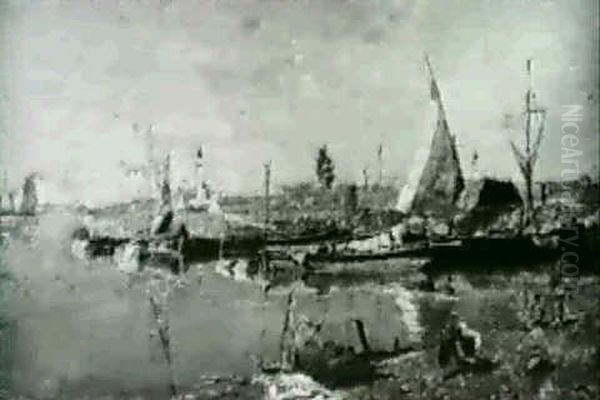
[3,239,433,397]
[0,216,575,398]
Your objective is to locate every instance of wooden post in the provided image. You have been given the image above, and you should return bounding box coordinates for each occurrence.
[218,233,225,260]
[280,290,296,371]
[353,319,371,353]
[176,235,185,274]
[148,290,178,398]
[261,162,272,275]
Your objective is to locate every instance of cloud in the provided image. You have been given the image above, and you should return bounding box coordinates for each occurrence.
[1,0,597,205]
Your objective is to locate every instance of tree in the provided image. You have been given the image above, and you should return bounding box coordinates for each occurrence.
[316,145,335,189]
[20,173,38,215]
[345,184,358,218]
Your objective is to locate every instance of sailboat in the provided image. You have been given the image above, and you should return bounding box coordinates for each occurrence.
[396,56,464,216]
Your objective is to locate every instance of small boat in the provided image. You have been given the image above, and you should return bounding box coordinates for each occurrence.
[304,243,428,263]
[76,232,264,264]
[266,230,356,246]
[427,235,559,267]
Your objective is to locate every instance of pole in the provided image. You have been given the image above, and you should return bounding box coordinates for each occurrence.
[353,319,371,353]
[524,59,536,217]
[194,145,205,204]
[161,153,172,210]
[264,161,271,240]
[377,143,383,185]
[525,59,533,159]
[148,294,178,398]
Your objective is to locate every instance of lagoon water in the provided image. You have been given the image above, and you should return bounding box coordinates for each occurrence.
[1,213,594,398]
[3,251,428,397]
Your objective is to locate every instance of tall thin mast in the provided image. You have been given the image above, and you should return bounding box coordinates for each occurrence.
[160,152,172,210]
[377,143,383,185]
[144,124,160,199]
[1,171,6,211]
[525,59,533,156]
[194,145,206,204]
[264,161,271,240]
[510,59,546,220]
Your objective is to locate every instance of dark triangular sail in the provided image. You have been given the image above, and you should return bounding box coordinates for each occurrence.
[397,57,464,215]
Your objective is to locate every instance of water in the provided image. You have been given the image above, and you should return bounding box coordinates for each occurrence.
[1,237,434,397]
[1,213,598,398]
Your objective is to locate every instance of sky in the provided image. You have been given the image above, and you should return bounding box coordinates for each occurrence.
[1,0,598,205]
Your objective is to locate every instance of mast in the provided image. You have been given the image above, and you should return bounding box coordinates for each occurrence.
[194,145,206,204]
[510,59,546,221]
[377,143,383,185]
[263,161,271,238]
[144,124,160,200]
[525,59,532,156]
[160,153,172,210]
[0,172,6,212]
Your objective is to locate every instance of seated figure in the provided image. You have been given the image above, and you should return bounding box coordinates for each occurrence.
[438,312,482,368]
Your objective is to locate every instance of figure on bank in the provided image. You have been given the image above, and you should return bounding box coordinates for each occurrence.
[438,311,482,368]
[441,275,456,296]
